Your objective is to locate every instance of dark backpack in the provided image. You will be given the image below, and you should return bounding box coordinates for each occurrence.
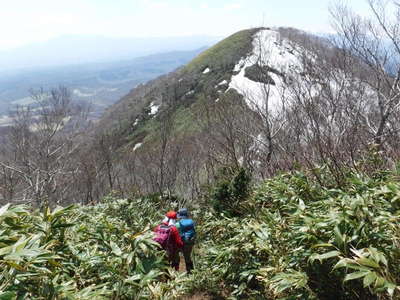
[154,224,175,253]
[179,219,195,242]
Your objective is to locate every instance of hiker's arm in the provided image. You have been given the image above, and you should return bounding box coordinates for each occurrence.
[172,227,183,248]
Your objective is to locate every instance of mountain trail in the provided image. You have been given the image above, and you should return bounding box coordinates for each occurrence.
[180,293,211,300]
[179,256,186,273]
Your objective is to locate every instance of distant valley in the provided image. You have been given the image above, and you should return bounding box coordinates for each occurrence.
[0,47,207,125]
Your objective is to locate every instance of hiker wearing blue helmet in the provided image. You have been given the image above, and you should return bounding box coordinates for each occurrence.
[176,208,196,273]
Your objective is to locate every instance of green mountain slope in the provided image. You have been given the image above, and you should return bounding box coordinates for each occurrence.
[94,27,329,197]
[99,28,258,139]
[90,24,398,204]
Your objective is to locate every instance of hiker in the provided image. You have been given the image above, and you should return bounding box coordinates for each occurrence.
[176,208,196,274]
[153,210,183,270]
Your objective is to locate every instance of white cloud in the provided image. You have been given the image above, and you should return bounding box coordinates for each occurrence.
[0,0,95,50]
[224,3,241,10]
[0,0,373,52]
[144,1,169,9]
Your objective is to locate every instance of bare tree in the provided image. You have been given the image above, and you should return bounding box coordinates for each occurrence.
[0,86,89,208]
[330,0,400,154]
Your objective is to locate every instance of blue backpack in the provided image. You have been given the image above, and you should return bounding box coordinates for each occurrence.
[179,219,195,242]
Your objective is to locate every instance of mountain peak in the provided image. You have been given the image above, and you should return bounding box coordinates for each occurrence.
[99,26,329,152]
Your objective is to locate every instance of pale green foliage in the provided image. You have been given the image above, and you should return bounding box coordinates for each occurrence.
[182,169,400,299]
[1,168,399,299]
[334,247,397,297]
[0,197,186,299]
[269,271,310,296]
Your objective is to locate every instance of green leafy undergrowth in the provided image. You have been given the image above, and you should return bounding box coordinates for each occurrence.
[1,168,400,299]
[0,197,188,300]
[184,169,400,299]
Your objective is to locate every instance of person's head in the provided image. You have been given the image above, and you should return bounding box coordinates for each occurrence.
[166,210,177,219]
[163,210,177,225]
[177,208,188,219]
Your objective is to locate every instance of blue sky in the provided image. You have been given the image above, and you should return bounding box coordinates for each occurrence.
[0,0,372,51]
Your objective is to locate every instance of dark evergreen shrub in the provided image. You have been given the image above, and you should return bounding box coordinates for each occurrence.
[210,166,251,217]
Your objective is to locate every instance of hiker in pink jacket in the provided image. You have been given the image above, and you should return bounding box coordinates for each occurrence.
[153,210,183,270]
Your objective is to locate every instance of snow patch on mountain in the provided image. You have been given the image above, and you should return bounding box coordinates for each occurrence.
[133,143,142,151]
[149,102,160,115]
[218,80,228,86]
[0,115,13,126]
[227,28,380,144]
[73,89,95,98]
[228,29,303,112]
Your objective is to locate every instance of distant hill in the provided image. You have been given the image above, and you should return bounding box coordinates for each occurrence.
[0,35,220,71]
[99,28,258,133]
[0,47,206,119]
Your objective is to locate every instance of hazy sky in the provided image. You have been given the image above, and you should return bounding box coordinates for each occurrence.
[0,0,372,51]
